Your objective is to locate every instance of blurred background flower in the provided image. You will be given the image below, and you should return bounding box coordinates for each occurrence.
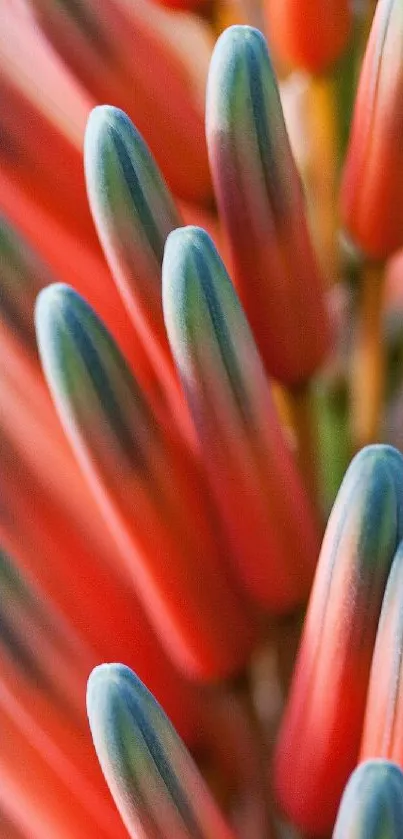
[3,0,403,837]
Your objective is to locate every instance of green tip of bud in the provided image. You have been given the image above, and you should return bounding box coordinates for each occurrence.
[87,663,224,839]
[334,760,403,838]
[85,105,180,269]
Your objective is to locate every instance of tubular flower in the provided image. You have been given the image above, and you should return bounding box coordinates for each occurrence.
[84,105,187,426]
[206,25,330,385]
[0,551,130,839]
[341,0,403,260]
[163,225,320,612]
[35,283,255,681]
[274,445,403,835]
[333,760,403,839]
[25,0,213,203]
[0,5,96,247]
[87,663,237,839]
[265,0,352,74]
[360,540,403,765]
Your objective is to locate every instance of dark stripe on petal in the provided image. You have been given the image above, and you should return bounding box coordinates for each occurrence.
[61,298,147,469]
[190,237,251,424]
[245,32,287,221]
[110,119,166,265]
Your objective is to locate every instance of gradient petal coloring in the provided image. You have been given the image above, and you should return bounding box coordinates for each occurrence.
[163,225,320,613]
[265,0,352,73]
[206,25,330,385]
[333,760,403,839]
[26,0,213,203]
[87,663,237,839]
[360,540,403,765]
[274,445,403,835]
[84,105,185,420]
[341,0,403,259]
[35,283,255,681]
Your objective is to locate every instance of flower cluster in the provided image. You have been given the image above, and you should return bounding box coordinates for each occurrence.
[1,0,403,837]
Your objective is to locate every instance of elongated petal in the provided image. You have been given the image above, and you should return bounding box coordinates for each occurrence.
[0,701,125,839]
[265,0,352,73]
[274,445,403,835]
[84,106,186,423]
[206,25,330,385]
[0,167,161,406]
[0,546,129,839]
[0,546,92,720]
[333,761,403,839]
[360,540,403,764]
[36,284,255,680]
[87,663,236,839]
[0,428,201,745]
[341,0,403,259]
[0,215,51,356]
[26,0,213,203]
[0,8,96,246]
[163,226,320,612]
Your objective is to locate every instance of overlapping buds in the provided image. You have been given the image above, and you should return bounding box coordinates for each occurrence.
[26,0,213,202]
[163,225,320,611]
[84,105,185,420]
[274,445,403,834]
[35,284,255,680]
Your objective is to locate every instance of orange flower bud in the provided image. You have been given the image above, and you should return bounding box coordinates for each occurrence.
[274,446,403,835]
[265,0,352,73]
[341,0,403,259]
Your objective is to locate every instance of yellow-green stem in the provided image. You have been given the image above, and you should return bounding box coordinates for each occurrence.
[285,383,320,512]
[350,262,385,450]
[306,73,339,287]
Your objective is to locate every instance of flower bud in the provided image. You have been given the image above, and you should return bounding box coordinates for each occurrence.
[87,664,236,839]
[333,760,403,839]
[85,106,184,416]
[206,25,330,385]
[26,0,213,203]
[36,284,255,681]
[265,0,352,74]
[274,445,403,835]
[341,0,403,259]
[163,226,320,613]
